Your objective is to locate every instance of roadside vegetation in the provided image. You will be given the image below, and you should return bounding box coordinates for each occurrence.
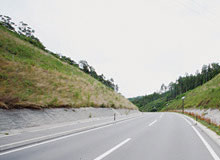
[175,111,220,135]
[0,15,118,91]
[130,63,220,112]
[162,73,220,111]
[0,15,137,110]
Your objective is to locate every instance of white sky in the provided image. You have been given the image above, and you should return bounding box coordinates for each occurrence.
[1,0,220,98]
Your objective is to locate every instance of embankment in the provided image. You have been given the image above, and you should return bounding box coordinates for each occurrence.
[0,108,140,133]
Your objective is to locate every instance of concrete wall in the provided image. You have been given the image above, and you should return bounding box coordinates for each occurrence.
[0,108,139,132]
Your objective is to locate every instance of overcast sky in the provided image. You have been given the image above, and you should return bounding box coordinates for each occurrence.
[1,0,220,97]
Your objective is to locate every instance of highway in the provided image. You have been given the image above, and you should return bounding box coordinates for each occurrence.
[0,112,220,160]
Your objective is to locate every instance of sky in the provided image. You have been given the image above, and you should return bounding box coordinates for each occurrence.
[1,0,220,98]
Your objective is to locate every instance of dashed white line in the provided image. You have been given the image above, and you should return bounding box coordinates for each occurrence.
[148,120,157,126]
[94,138,131,160]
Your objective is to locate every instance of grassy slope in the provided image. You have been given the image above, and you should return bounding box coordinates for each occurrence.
[164,73,220,111]
[0,26,137,109]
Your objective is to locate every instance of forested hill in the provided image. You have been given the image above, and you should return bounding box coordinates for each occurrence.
[0,15,137,110]
[129,63,220,112]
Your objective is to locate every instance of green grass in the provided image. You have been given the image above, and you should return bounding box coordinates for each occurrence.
[183,113,220,136]
[164,74,220,111]
[199,119,220,135]
[0,24,137,110]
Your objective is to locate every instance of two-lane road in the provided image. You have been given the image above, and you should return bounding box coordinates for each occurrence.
[1,112,220,160]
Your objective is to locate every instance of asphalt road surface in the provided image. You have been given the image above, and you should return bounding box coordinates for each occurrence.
[0,112,220,160]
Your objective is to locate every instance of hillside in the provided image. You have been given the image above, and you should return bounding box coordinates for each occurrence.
[164,73,220,111]
[0,25,137,110]
[130,63,220,112]
[129,92,166,112]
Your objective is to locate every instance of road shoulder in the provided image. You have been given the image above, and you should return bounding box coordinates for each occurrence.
[0,113,143,152]
[184,114,220,147]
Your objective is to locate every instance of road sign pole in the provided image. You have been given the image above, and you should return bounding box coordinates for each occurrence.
[182,97,185,114]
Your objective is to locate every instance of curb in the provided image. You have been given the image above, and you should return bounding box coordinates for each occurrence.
[184,114,220,147]
[0,113,142,152]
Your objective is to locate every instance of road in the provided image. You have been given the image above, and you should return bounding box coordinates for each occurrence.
[0,112,220,160]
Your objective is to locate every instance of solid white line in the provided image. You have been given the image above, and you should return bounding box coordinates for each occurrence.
[0,123,112,149]
[0,116,140,148]
[0,115,143,156]
[0,124,112,156]
[94,138,131,160]
[182,116,220,160]
[192,126,220,160]
[148,120,157,126]
[182,116,192,126]
[0,118,101,135]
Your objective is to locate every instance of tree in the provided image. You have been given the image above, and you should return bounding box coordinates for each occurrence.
[79,60,90,73]
[115,85,119,92]
[0,14,120,93]
[160,84,166,93]
[0,15,16,31]
[78,61,118,91]
[202,65,208,83]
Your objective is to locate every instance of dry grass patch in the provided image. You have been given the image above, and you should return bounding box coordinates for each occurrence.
[0,26,137,110]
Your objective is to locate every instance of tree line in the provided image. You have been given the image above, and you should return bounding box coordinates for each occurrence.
[166,63,220,100]
[130,63,220,112]
[0,15,45,50]
[0,15,119,92]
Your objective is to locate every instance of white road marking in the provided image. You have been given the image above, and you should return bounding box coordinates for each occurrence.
[0,115,143,156]
[159,113,164,118]
[192,126,220,160]
[182,116,192,125]
[94,138,131,160]
[0,118,101,136]
[148,120,157,126]
[182,116,220,160]
[0,123,111,149]
[0,116,140,149]
[0,124,113,156]
[0,114,142,139]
